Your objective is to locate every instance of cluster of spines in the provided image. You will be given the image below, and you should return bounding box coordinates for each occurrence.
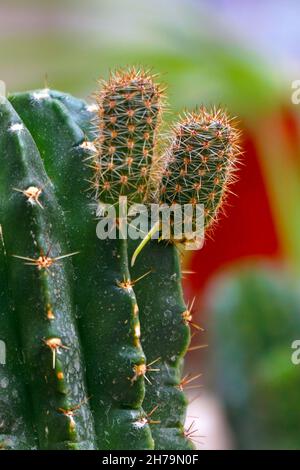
[160,107,241,231]
[93,68,164,206]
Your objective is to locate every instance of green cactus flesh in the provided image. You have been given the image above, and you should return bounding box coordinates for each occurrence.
[129,239,193,450]
[9,90,153,450]
[160,109,240,233]
[0,96,96,449]
[0,224,35,450]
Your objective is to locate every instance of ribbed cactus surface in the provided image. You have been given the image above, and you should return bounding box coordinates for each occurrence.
[0,68,240,450]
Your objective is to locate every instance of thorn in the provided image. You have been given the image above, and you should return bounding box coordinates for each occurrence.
[117,270,152,290]
[188,394,202,405]
[132,269,152,285]
[43,338,69,369]
[131,357,161,384]
[183,420,204,445]
[44,73,49,89]
[58,397,90,429]
[177,373,202,391]
[13,186,44,208]
[136,405,161,427]
[12,249,79,270]
[181,297,204,331]
[187,344,208,352]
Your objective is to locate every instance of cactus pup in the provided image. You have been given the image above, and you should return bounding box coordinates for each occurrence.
[130,107,240,448]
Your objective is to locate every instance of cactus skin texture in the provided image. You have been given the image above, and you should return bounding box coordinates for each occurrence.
[9,90,154,450]
[94,68,163,207]
[0,67,240,450]
[129,241,192,449]
[160,109,240,232]
[0,225,35,450]
[209,265,300,450]
[0,97,96,449]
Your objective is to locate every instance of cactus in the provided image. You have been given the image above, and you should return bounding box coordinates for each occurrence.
[0,67,240,450]
[129,109,240,449]
[9,89,153,450]
[208,265,300,450]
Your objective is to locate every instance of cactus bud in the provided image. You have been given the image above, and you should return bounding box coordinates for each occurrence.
[94,68,164,206]
[160,107,241,232]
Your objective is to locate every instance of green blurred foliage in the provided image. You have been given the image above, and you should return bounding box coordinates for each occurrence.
[208,264,300,449]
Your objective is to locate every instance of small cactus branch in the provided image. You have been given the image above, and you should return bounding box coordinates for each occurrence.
[94,67,164,207]
[160,108,241,231]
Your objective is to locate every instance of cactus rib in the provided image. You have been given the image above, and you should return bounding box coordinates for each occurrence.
[0,97,96,449]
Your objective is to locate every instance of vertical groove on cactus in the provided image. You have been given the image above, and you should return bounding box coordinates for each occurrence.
[91,68,165,448]
[0,97,96,449]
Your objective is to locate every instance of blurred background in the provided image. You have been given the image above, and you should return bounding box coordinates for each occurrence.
[1,0,300,449]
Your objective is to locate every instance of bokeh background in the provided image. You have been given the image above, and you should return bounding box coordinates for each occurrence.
[2,0,300,449]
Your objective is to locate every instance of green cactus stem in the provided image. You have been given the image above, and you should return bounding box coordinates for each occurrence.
[0,96,96,449]
[9,88,154,450]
